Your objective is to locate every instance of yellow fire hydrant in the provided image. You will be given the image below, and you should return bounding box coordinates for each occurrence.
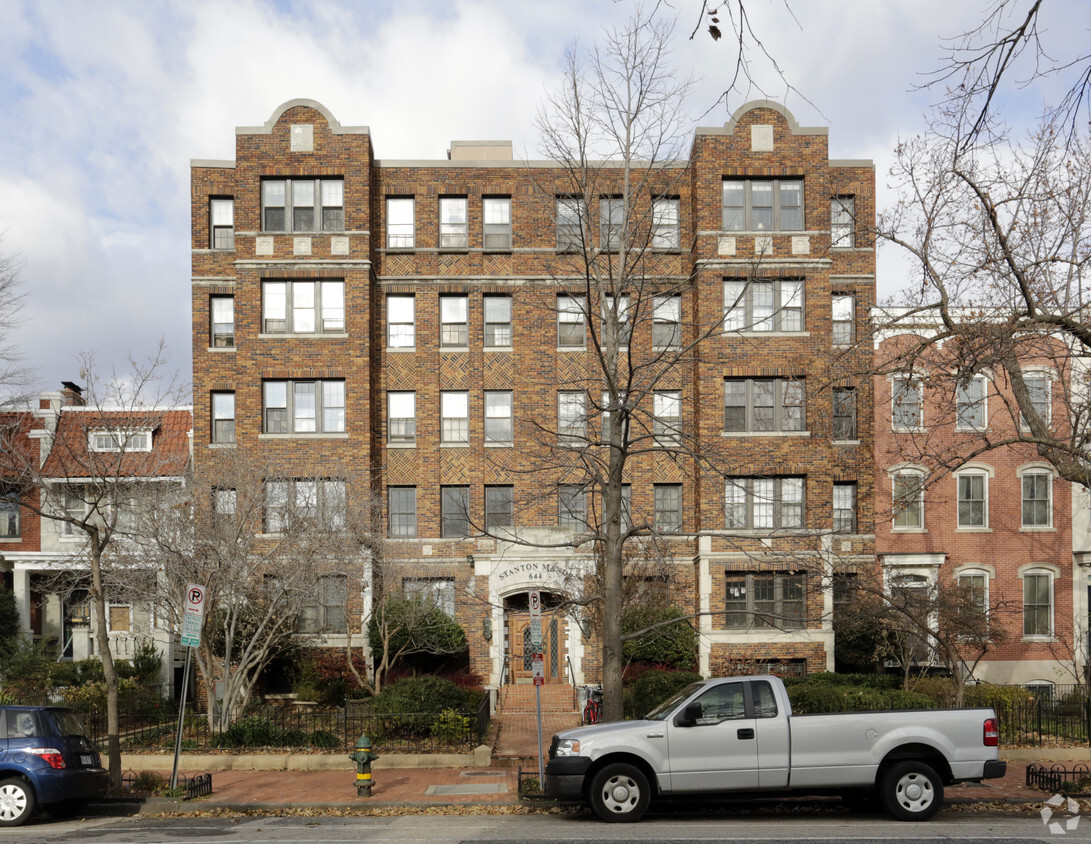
[349,735,379,797]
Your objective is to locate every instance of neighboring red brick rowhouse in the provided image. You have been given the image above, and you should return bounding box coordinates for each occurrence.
[190,98,877,689]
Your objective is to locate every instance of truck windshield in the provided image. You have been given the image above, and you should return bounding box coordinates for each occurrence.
[645,683,703,721]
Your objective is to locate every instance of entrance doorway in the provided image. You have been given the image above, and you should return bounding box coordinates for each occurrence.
[505,591,565,684]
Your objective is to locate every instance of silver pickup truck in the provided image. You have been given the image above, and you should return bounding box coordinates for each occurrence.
[545,675,1006,822]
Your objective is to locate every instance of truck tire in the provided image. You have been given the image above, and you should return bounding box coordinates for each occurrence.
[880,760,943,821]
[589,762,650,822]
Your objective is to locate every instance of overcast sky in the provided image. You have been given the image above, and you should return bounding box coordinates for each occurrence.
[1,0,1086,398]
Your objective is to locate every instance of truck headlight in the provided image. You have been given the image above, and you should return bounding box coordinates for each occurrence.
[553,739,581,757]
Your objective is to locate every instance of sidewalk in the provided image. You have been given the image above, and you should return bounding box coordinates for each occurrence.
[122,755,1056,813]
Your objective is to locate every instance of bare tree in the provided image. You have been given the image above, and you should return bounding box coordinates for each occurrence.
[0,345,185,785]
[0,235,35,406]
[121,447,378,729]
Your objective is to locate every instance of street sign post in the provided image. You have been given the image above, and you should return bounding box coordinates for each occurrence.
[528,590,545,782]
[528,589,542,650]
[173,583,207,789]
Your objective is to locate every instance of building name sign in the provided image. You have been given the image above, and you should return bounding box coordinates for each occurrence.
[495,560,566,584]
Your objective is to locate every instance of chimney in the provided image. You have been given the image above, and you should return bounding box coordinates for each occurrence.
[60,381,85,407]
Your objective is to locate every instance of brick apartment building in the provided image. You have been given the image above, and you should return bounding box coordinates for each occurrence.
[190,98,877,690]
[874,313,1091,689]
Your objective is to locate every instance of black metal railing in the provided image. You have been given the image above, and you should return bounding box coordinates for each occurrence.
[1027,763,1091,793]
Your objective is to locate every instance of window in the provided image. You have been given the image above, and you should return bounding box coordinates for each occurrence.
[831,294,854,345]
[652,197,680,248]
[484,391,513,444]
[725,572,806,628]
[558,391,586,446]
[262,178,344,232]
[557,295,586,348]
[299,575,347,634]
[387,392,416,445]
[724,477,805,529]
[483,197,512,250]
[602,294,631,348]
[1022,470,1052,527]
[653,390,682,446]
[1021,374,1052,428]
[263,380,345,434]
[723,279,803,332]
[601,389,626,445]
[211,392,236,444]
[0,493,19,538]
[265,479,347,533]
[441,391,469,444]
[958,570,988,616]
[60,487,87,536]
[723,379,805,434]
[833,482,857,533]
[210,296,235,347]
[387,295,415,347]
[262,281,344,334]
[600,197,623,249]
[440,486,470,537]
[601,484,632,531]
[654,484,682,531]
[556,197,582,250]
[1023,570,1053,637]
[558,484,587,529]
[653,295,681,349]
[89,430,151,452]
[484,296,512,348]
[387,197,415,248]
[210,198,234,249]
[440,296,468,347]
[485,485,514,531]
[388,486,417,537]
[108,604,131,633]
[891,376,923,430]
[830,196,854,247]
[212,487,236,530]
[892,471,924,529]
[404,577,455,617]
[722,179,803,231]
[957,472,987,528]
[956,377,987,430]
[439,197,468,248]
[832,386,857,440]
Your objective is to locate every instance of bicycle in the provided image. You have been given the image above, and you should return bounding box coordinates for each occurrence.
[583,687,603,724]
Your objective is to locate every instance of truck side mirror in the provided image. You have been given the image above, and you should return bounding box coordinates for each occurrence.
[677,702,702,727]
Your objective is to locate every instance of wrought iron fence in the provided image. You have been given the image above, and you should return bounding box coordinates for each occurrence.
[84,697,491,754]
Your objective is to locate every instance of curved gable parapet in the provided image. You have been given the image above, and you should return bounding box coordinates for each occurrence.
[696,99,827,137]
[236,98,370,136]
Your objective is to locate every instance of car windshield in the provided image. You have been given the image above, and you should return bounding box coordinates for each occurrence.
[50,710,91,738]
[645,682,703,721]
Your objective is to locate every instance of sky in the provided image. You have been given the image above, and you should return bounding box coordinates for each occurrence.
[0,0,1086,398]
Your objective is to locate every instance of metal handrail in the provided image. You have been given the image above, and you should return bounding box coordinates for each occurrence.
[566,655,578,709]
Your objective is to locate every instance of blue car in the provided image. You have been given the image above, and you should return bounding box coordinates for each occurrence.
[0,706,109,826]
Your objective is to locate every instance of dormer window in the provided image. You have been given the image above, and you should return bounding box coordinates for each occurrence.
[88,429,152,452]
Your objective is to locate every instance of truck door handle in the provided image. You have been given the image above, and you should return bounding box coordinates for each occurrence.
[737,728,755,740]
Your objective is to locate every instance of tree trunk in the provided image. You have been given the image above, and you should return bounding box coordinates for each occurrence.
[89,535,122,787]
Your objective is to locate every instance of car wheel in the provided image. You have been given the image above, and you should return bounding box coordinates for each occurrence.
[0,778,37,827]
[880,760,943,822]
[588,762,651,822]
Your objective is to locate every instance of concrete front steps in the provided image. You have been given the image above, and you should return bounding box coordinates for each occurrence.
[492,683,582,768]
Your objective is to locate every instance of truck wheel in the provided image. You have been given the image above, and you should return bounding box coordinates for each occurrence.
[0,777,37,827]
[880,760,943,821]
[589,763,650,822]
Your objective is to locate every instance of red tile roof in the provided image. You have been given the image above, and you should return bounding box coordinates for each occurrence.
[40,408,191,479]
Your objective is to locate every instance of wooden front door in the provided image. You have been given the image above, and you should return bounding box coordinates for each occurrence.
[509,612,563,683]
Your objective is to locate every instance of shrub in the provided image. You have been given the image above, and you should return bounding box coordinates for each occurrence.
[629,669,702,718]
[370,676,474,736]
[367,598,468,664]
[431,708,472,745]
[130,770,165,796]
[216,715,278,748]
[964,682,1035,713]
[280,728,309,746]
[311,730,341,749]
[621,606,698,671]
[787,683,935,713]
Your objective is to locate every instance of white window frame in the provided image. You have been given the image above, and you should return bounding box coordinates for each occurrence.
[439,196,468,249]
[484,391,513,445]
[891,467,926,530]
[1020,371,1053,429]
[1020,565,1056,640]
[386,197,415,248]
[483,197,512,250]
[88,429,152,452]
[1019,464,1054,529]
[557,295,587,348]
[211,391,236,444]
[558,484,588,530]
[833,386,857,440]
[484,485,514,531]
[388,486,417,537]
[653,390,682,446]
[891,375,923,431]
[600,196,624,250]
[955,466,992,529]
[724,571,807,629]
[262,380,346,435]
[262,281,345,335]
[483,296,512,348]
[652,295,681,349]
[955,375,988,431]
[724,477,805,530]
[440,486,470,538]
[602,294,631,349]
[558,391,586,446]
[830,195,855,248]
[440,295,469,348]
[833,482,857,534]
[298,574,348,635]
[654,483,683,531]
[723,279,804,333]
[262,178,344,233]
[387,295,415,348]
[556,196,583,250]
[955,566,991,619]
[387,392,416,446]
[440,391,470,444]
[403,577,456,617]
[265,478,347,533]
[722,179,803,232]
[652,197,680,249]
[210,295,235,347]
[0,492,19,538]
[210,197,234,249]
[831,293,854,345]
[107,603,132,634]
